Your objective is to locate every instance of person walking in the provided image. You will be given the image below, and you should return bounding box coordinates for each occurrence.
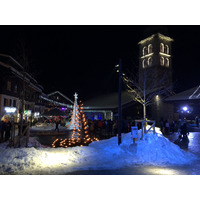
[164,120,170,135]
[55,120,59,132]
[170,120,176,134]
[0,121,5,141]
[5,121,11,141]
[89,120,95,138]
[195,116,199,128]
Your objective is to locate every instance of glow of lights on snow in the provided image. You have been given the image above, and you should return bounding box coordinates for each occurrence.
[41,151,74,167]
[145,167,179,175]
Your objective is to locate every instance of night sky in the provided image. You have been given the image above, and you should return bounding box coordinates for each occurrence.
[0,25,200,101]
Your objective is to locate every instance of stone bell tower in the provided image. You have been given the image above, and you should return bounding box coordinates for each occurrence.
[138,33,174,125]
[138,33,173,90]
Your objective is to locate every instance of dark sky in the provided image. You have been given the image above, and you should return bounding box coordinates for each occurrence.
[0,25,200,101]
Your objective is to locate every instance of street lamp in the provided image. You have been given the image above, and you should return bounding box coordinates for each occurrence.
[115,60,122,145]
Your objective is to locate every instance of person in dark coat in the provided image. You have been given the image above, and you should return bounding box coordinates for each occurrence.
[164,120,170,135]
[0,121,5,141]
[5,121,11,141]
[195,116,199,128]
[170,120,176,134]
[174,121,189,148]
[55,121,59,132]
[180,122,189,137]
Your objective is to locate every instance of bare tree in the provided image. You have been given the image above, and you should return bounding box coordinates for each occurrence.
[123,66,173,131]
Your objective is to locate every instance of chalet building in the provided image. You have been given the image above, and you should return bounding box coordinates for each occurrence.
[165,85,200,121]
[41,91,74,114]
[0,54,45,122]
[83,91,135,121]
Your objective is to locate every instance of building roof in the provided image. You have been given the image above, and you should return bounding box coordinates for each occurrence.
[47,91,73,104]
[165,85,200,101]
[138,33,174,45]
[42,108,67,116]
[0,53,43,93]
[83,91,133,110]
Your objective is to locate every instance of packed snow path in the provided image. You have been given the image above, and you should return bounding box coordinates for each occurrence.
[0,128,197,174]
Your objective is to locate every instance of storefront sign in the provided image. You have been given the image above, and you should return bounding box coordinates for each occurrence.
[24,110,32,116]
[4,107,17,113]
[34,112,40,117]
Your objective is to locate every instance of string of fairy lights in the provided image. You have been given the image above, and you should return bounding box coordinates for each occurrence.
[52,98,99,148]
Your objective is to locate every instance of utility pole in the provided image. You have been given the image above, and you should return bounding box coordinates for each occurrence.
[118,58,122,145]
[19,65,25,147]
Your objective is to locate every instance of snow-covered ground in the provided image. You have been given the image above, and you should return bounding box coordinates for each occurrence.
[0,127,197,174]
[30,123,68,131]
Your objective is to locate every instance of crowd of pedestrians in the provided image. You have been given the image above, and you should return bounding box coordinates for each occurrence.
[160,119,177,135]
[87,119,139,139]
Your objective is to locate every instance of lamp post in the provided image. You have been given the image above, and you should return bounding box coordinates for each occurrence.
[116,58,122,145]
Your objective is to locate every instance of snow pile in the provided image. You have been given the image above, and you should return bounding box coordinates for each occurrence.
[0,128,197,174]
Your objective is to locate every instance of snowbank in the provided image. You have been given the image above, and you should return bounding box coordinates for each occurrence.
[0,128,197,174]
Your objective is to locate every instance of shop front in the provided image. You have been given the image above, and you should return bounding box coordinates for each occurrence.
[1,106,18,122]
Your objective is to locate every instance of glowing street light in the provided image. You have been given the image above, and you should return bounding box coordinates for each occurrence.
[182,106,188,111]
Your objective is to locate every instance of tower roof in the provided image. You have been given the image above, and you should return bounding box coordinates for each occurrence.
[138,33,174,45]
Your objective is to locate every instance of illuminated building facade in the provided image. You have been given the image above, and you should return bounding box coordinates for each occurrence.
[0,54,45,122]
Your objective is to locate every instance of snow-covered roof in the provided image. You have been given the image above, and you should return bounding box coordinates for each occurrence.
[83,91,133,110]
[138,33,174,45]
[48,91,73,104]
[165,85,200,101]
[0,53,43,93]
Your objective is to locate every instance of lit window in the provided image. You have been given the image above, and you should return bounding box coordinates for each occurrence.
[148,44,152,54]
[160,57,164,66]
[148,57,152,66]
[165,58,169,67]
[7,81,11,91]
[160,43,164,53]
[57,96,59,100]
[143,46,147,56]
[165,45,169,54]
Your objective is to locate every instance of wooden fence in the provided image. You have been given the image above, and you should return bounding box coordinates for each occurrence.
[9,123,30,148]
[135,119,155,140]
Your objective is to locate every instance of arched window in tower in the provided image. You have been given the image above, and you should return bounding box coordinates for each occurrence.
[142,59,145,68]
[143,46,147,56]
[148,44,152,54]
[165,45,169,54]
[160,43,164,53]
[160,57,164,66]
[165,58,169,67]
[148,57,152,67]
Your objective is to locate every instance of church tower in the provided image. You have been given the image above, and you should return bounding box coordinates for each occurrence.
[138,33,173,90]
[138,33,174,125]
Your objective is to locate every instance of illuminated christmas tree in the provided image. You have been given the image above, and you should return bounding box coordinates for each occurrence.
[67,92,79,131]
[52,93,99,148]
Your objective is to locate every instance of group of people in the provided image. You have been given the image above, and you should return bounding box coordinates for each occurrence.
[0,121,11,142]
[87,119,138,139]
[160,119,176,135]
